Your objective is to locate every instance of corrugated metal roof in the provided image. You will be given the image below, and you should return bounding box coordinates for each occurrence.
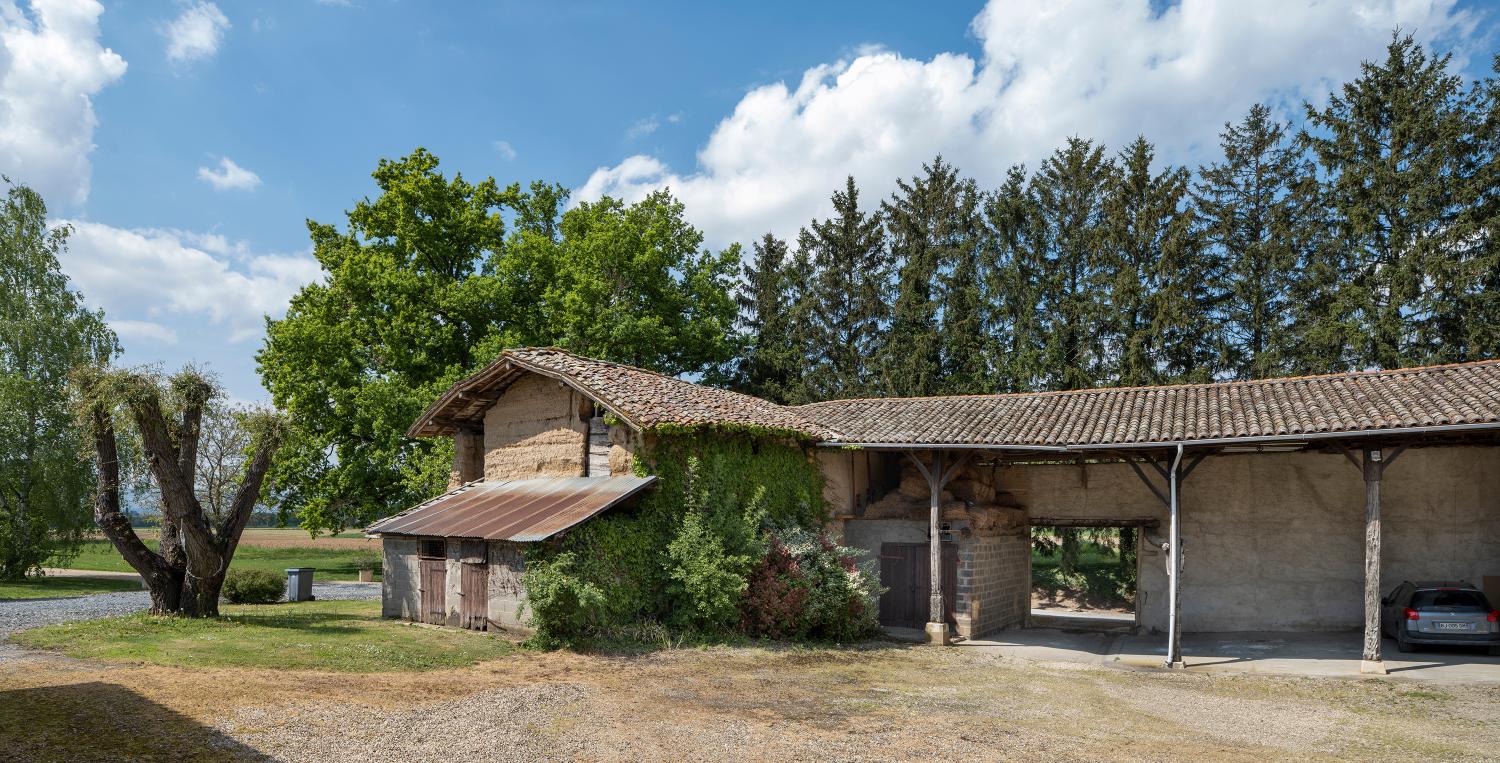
[366,476,656,542]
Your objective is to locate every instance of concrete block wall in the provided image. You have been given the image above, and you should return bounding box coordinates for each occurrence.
[955,534,1029,639]
[487,540,530,630]
[381,537,421,620]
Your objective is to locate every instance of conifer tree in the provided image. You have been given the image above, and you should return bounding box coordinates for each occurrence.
[731,233,798,403]
[984,165,1046,393]
[1102,137,1205,386]
[1029,139,1116,391]
[882,156,987,396]
[1301,34,1486,369]
[1194,105,1319,379]
[799,176,888,399]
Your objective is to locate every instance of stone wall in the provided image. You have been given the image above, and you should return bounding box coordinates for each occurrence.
[482,374,592,479]
[487,540,530,631]
[381,537,421,620]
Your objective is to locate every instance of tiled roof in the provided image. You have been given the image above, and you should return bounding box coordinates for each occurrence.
[407,348,834,438]
[793,360,1500,447]
[411,348,1500,447]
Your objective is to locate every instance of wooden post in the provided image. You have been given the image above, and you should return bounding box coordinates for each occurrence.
[1361,447,1386,674]
[905,449,970,646]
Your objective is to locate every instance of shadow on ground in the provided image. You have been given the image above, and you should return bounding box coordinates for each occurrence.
[0,681,266,762]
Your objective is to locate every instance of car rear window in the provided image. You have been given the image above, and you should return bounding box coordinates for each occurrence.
[1411,590,1488,611]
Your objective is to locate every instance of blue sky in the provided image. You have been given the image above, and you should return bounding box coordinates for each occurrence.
[3,0,1496,402]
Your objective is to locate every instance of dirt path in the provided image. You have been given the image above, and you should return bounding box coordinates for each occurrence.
[2,644,1496,761]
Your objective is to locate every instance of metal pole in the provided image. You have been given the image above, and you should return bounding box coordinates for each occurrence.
[1361,448,1386,674]
[1166,443,1184,668]
[929,450,945,634]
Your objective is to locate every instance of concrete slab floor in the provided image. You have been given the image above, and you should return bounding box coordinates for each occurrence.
[961,629,1500,684]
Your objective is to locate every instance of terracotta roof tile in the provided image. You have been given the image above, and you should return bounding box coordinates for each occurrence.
[410,349,1500,447]
[408,348,835,438]
[793,360,1500,446]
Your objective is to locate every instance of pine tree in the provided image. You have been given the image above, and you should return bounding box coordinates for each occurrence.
[800,176,888,399]
[1029,139,1116,391]
[1302,34,1487,369]
[882,156,987,396]
[984,166,1046,393]
[1102,137,1205,386]
[1194,105,1319,379]
[779,245,818,405]
[731,233,798,403]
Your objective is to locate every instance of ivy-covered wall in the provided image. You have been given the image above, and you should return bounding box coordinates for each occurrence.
[520,428,845,642]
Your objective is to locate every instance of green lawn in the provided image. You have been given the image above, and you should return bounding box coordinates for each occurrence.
[13,600,512,672]
[0,576,140,600]
[50,540,379,581]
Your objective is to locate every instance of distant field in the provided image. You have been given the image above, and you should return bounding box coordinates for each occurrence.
[121,528,379,551]
[0,577,140,600]
[52,529,381,582]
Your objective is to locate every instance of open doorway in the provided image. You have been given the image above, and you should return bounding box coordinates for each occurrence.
[1028,522,1140,630]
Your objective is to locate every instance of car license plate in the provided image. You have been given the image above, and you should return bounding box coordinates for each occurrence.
[1435,621,1472,631]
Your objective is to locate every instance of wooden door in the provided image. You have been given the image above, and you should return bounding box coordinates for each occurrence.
[460,561,488,631]
[419,559,447,625]
[878,542,957,629]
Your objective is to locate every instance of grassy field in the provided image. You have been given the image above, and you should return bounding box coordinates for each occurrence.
[51,529,381,581]
[13,600,510,672]
[0,576,140,600]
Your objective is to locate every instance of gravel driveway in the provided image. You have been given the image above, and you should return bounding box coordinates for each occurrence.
[0,581,381,639]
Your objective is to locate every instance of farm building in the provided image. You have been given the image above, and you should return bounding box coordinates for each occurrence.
[369,347,1500,673]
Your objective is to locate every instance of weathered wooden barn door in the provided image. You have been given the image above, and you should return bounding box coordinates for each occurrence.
[418,539,447,625]
[459,540,488,631]
[878,542,956,629]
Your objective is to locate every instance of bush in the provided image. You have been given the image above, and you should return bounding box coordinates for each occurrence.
[221,569,286,604]
[739,525,882,642]
[520,552,607,644]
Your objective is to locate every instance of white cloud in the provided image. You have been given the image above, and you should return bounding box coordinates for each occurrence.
[163,2,229,63]
[197,156,261,191]
[110,319,178,345]
[625,117,660,140]
[493,140,516,161]
[0,0,127,208]
[579,0,1478,248]
[56,221,322,345]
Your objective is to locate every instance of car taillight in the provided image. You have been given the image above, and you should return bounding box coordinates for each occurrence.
[1404,608,1420,621]
[1488,610,1498,623]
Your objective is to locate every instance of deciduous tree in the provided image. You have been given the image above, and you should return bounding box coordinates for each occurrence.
[0,180,117,579]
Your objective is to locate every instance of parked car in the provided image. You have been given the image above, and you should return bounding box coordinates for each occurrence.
[1380,581,1500,655]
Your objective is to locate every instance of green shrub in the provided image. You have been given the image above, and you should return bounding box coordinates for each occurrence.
[221,568,286,604]
[520,552,607,645]
[523,431,825,643]
[740,525,882,642]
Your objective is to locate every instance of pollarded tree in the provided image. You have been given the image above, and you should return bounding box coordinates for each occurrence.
[0,180,118,579]
[77,367,283,617]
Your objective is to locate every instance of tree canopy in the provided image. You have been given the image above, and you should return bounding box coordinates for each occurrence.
[0,180,117,579]
[258,151,738,532]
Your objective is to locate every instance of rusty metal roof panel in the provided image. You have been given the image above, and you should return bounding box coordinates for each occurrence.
[366,476,656,542]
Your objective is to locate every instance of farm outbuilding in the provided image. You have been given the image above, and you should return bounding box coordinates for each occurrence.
[370,348,1500,673]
